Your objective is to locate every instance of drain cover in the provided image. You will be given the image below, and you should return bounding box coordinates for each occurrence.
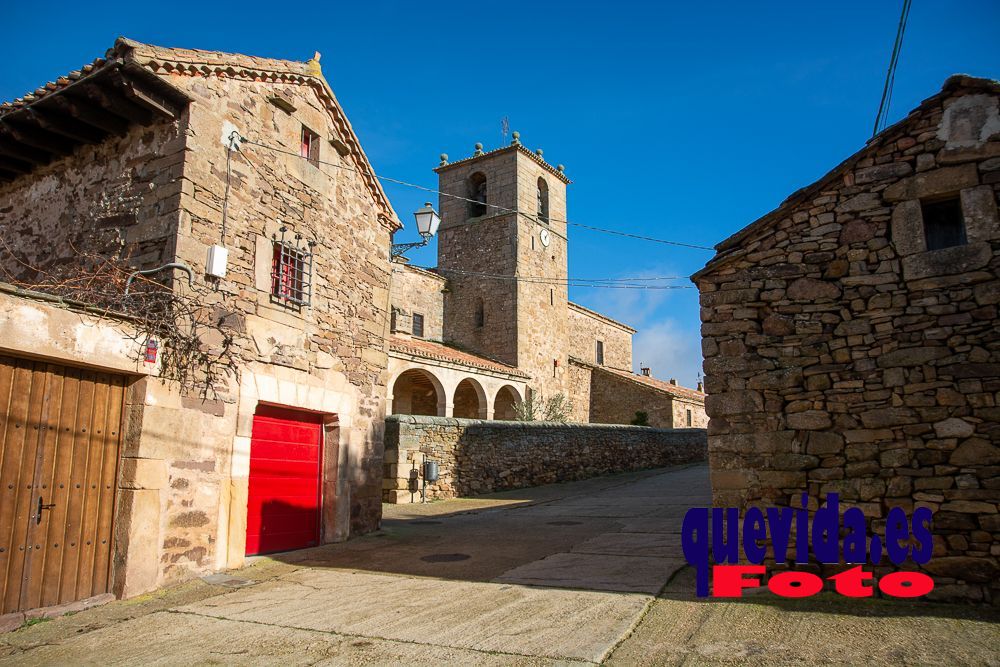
[411,520,442,525]
[547,521,583,526]
[420,553,471,563]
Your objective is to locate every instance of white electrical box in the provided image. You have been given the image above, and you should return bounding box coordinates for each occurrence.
[206,245,228,278]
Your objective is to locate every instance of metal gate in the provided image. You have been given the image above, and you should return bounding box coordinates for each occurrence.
[0,355,125,615]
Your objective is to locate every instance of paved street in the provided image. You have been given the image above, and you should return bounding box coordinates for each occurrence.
[1,464,998,665]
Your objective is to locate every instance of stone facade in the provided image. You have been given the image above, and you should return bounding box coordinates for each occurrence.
[0,39,397,601]
[586,364,710,429]
[383,414,707,501]
[693,76,1000,601]
[390,262,446,340]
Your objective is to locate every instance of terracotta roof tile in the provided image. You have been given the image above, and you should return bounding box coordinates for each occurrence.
[389,336,528,378]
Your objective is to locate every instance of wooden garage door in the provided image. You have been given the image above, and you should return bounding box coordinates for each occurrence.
[246,406,324,556]
[0,355,125,615]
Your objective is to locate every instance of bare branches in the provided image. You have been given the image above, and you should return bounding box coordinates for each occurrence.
[0,242,240,397]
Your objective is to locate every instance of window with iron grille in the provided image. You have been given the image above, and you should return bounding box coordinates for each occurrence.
[301,125,320,167]
[596,340,604,365]
[686,409,693,427]
[412,313,425,338]
[270,229,314,307]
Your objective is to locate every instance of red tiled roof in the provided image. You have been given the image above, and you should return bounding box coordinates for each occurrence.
[389,336,529,378]
[598,366,706,402]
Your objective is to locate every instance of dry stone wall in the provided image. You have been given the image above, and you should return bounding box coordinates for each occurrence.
[383,414,707,502]
[694,78,1000,602]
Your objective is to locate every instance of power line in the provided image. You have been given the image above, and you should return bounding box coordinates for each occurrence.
[872,0,913,137]
[235,136,715,251]
[424,267,695,290]
[430,267,688,283]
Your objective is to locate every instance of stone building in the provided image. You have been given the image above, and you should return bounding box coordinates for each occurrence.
[693,75,999,600]
[387,139,706,428]
[0,38,398,619]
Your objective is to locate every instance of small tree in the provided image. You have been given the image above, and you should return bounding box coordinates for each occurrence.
[513,392,573,422]
[631,411,649,426]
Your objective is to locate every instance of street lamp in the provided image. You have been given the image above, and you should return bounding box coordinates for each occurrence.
[391,202,440,259]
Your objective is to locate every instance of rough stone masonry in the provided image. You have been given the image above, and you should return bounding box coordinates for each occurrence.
[693,75,1000,602]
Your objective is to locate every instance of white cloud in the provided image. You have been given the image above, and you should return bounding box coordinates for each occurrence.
[569,263,705,390]
[632,319,704,389]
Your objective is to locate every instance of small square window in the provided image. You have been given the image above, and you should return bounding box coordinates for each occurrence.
[271,239,313,307]
[596,340,604,365]
[300,125,320,167]
[412,313,425,338]
[922,197,966,251]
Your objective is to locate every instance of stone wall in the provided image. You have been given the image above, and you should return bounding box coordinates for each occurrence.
[693,77,1000,601]
[390,261,446,340]
[567,302,634,370]
[0,118,182,280]
[383,414,707,502]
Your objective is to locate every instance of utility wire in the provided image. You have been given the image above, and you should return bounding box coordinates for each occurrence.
[872,0,913,137]
[236,136,715,251]
[231,144,693,291]
[425,267,694,290]
[430,267,688,283]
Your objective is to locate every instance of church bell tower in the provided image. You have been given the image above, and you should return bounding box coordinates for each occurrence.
[434,133,572,400]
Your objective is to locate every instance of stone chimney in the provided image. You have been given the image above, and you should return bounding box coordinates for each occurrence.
[669,378,677,385]
[640,367,651,377]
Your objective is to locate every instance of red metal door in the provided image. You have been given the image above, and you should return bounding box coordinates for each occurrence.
[245,406,323,556]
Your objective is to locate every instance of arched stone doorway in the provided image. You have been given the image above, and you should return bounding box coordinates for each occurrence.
[391,369,444,416]
[453,378,487,419]
[493,385,521,421]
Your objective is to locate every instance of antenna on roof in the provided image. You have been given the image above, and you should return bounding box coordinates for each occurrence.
[501,116,510,146]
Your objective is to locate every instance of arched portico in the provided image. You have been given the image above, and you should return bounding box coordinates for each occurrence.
[453,377,488,419]
[493,385,521,421]
[390,368,446,416]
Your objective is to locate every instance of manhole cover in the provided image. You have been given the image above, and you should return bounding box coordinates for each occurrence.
[420,553,471,563]
[547,521,583,526]
[411,520,442,525]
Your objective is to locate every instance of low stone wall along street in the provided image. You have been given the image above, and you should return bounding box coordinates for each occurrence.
[383,415,708,503]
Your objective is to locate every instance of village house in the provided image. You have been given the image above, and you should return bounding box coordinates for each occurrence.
[693,75,999,601]
[0,38,399,620]
[386,140,707,431]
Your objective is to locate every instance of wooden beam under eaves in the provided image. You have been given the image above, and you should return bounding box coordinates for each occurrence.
[75,82,154,126]
[0,122,72,157]
[25,107,106,144]
[0,155,31,174]
[0,135,51,165]
[48,94,129,137]
[105,69,181,120]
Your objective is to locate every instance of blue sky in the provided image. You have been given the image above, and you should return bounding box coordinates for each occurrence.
[3,1,998,386]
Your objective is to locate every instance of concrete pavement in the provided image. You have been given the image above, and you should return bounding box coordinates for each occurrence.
[1,464,998,665]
